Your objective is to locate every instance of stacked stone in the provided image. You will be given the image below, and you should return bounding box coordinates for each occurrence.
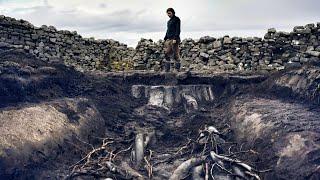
[1,14,320,73]
[0,15,124,72]
[107,39,135,71]
[132,38,163,71]
[264,24,320,69]
[132,24,320,72]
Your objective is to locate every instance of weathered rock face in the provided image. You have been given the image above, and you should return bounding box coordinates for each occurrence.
[1,15,320,73]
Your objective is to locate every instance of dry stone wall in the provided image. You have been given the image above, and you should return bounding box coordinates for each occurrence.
[0,15,131,72]
[133,23,320,72]
[1,15,320,72]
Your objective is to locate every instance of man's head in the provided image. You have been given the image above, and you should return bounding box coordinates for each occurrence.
[166,8,175,18]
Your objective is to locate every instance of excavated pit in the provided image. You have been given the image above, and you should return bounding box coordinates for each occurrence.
[0,48,320,179]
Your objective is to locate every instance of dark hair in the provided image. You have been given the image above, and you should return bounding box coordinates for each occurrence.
[166,8,175,15]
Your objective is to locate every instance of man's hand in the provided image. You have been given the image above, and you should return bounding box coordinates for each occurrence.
[172,40,177,44]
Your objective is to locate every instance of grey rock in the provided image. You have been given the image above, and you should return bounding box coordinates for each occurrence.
[306,50,320,57]
[207,59,217,66]
[290,57,300,62]
[0,42,12,48]
[213,41,222,49]
[285,62,302,69]
[38,42,45,47]
[223,64,237,70]
[223,37,232,44]
[268,28,276,33]
[305,23,315,29]
[50,38,57,43]
[200,52,209,59]
[294,26,311,34]
[207,49,215,55]
[199,36,216,44]
[300,57,309,63]
[31,34,38,40]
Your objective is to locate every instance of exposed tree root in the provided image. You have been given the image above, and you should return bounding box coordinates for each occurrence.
[67,125,270,179]
[169,157,206,180]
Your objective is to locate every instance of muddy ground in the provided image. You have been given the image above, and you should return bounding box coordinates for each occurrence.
[0,46,320,180]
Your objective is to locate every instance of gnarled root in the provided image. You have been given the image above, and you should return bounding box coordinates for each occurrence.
[169,157,206,180]
[134,133,145,168]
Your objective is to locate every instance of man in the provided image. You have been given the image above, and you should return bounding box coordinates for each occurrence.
[163,8,181,72]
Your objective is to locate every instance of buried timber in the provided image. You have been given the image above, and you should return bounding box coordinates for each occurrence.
[0,49,320,179]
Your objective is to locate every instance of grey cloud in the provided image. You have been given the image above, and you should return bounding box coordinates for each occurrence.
[99,3,107,8]
[9,5,164,33]
[58,9,163,33]
[11,5,52,14]
[183,0,320,32]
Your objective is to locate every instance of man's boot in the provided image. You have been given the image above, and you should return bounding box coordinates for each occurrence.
[162,60,170,72]
[171,61,180,73]
[175,62,181,72]
[170,61,176,72]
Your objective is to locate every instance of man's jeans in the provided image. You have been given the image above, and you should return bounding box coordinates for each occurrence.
[163,39,180,72]
[164,39,180,62]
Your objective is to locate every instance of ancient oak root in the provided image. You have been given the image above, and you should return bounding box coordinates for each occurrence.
[67,124,267,179]
[210,151,261,180]
[192,165,204,180]
[120,161,145,180]
[132,130,155,168]
[67,138,137,179]
[134,133,145,168]
[169,157,206,180]
[168,125,263,180]
[182,93,198,113]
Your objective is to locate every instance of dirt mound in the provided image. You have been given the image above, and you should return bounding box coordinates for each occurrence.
[230,95,320,179]
[0,98,104,178]
[0,47,135,179]
[262,65,320,105]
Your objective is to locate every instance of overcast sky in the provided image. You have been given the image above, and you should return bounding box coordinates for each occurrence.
[0,0,319,47]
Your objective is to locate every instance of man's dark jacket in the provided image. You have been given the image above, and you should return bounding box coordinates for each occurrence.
[164,15,181,41]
